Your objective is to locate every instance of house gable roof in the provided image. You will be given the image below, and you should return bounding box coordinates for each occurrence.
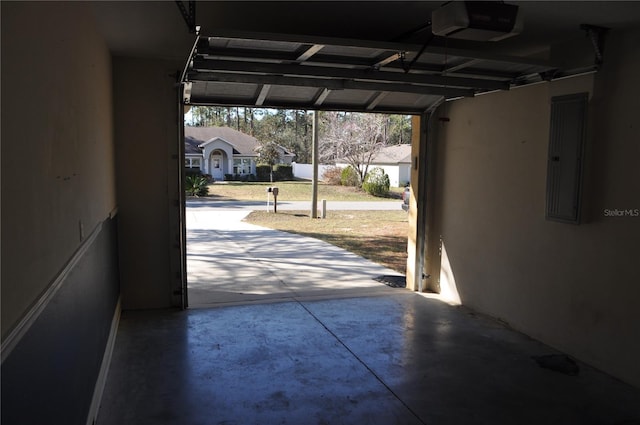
[185,136,203,155]
[199,137,243,155]
[184,126,295,158]
[184,126,261,156]
[370,144,412,164]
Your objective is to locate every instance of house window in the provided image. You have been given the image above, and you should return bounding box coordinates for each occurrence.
[233,158,252,175]
[185,158,201,168]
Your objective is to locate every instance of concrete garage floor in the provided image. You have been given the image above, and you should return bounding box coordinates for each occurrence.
[97,293,640,425]
[96,204,640,424]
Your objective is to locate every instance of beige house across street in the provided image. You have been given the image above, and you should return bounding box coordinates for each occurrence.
[185,126,294,180]
[336,144,412,187]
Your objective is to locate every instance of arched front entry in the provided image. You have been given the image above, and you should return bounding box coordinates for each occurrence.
[209,149,226,180]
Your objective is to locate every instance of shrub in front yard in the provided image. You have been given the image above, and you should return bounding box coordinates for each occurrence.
[322,166,343,185]
[223,173,256,181]
[340,166,360,187]
[273,164,293,181]
[185,175,209,197]
[256,165,272,181]
[362,167,390,196]
[237,174,256,182]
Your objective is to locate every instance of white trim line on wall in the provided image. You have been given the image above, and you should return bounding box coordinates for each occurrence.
[86,296,122,425]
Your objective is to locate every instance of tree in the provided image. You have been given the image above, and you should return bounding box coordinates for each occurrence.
[386,114,412,145]
[257,140,281,182]
[185,107,406,168]
[320,112,387,186]
[253,109,312,163]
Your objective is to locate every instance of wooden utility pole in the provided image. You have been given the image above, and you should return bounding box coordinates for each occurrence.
[311,111,319,218]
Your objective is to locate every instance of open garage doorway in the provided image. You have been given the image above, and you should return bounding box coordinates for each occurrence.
[183,106,414,307]
[177,22,588,308]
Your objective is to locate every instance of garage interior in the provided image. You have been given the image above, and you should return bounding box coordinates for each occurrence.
[2,2,640,424]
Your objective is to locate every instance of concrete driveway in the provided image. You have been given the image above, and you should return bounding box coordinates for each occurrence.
[186,200,405,307]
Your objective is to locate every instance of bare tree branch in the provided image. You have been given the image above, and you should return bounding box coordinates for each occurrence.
[320,112,388,185]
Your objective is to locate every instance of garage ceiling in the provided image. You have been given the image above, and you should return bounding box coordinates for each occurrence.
[92,1,640,114]
[185,28,570,114]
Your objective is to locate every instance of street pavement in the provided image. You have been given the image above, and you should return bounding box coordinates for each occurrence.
[186,200,406,307]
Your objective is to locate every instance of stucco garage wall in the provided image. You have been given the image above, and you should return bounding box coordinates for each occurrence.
[1,1,116,339]
[1,3,121,424]
[431,28,640,387]
[113,56,183,309]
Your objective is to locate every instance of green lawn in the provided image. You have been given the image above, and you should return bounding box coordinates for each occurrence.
[205,180,403,202]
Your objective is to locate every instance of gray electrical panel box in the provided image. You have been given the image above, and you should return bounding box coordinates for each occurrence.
[545,93,588,224]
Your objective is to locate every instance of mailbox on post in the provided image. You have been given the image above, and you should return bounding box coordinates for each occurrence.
[266,187,279,213]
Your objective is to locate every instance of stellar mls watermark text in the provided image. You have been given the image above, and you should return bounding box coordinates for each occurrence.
[603,208,639,217]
